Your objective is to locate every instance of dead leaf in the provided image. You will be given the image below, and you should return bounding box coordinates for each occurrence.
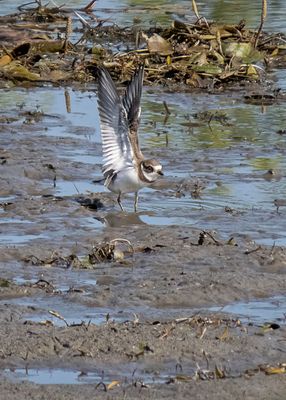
[48,310,68,326]
[192,64,223,75]
[45,69,71,82]
[217,326,229,341]
[224,42,263,63]
[39,320,54,326]
[2,61,41,81]
[107,380,120,390]
[175,374,192,382]
[263,366,286,375]
[247,64,259,77]
[0,54,12,67]
[143,33,173,56]
[224,42,253,58]
[215,365,226,379]
[186,71,205,87]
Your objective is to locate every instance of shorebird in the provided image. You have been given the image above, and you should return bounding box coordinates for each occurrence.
[96,66,163,212]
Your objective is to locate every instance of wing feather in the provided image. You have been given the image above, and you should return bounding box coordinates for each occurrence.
[122,65,144,127]
[122,66,144,160]
[97,68,134,176]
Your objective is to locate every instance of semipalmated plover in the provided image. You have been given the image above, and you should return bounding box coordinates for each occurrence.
[97,66,163,212]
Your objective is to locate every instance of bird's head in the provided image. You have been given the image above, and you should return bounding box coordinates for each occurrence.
[140,159,164,182]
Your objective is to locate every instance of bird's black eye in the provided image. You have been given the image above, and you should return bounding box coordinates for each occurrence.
[145,165,153,173]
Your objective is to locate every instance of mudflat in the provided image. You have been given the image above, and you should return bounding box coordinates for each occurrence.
[0,218,286,399]
[0,1,286,398]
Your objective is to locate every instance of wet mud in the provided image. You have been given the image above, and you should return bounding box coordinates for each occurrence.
[0,81,286,400]
[1,191,286,399]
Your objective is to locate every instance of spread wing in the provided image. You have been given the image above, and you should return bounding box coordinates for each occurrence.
[122,66,144,160]
[97,67,134,176]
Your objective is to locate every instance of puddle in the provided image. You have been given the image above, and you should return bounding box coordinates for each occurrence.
[0,196,15,202]
[2,366,167,385]
[0,295,125,326]
[0,87,100,140]
[0,217,103,245]
[210,296,286,324]
[0,230,48,245]
[12,276,97,292]
[3,287,285,327]
[55,180,101,197]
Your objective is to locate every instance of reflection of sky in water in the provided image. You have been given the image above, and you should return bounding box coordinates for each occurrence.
[3,366,167,385]
[142,90,286,153]
[210,295,286,323]
[0,296,113,325]
[0,87,100,142]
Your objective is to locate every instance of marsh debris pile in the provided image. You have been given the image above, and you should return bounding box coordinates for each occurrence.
[22,238,135,269]
[1,1,286,88]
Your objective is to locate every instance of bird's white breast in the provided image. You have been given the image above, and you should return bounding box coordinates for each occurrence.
[105,167,147,194]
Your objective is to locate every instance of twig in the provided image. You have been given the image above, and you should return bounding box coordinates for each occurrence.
[163,101,171,125]
[73,183,80,194]
[64,89,71,113]
[163,101,171,116]
[192,0,200,21]
[110,238,134,253]
[244,246,262,255]
[269,241,276,256]
[204,231,222,246]
[81,0,97,13]
[63,16,72,54]
[49,310,69,326]
[74,10,92,28]
[18,1,39,12]
[216,30,224,56]
[254,0,267,48]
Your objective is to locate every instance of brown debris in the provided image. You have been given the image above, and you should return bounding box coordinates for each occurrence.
[0,2,286,88]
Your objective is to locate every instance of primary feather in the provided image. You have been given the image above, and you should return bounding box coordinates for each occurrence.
[122,66,144,130]
[122,65,144,160]
[97,68,134,176]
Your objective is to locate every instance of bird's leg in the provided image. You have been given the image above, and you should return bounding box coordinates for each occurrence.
[117,193,124,212]
[134,191,139,212]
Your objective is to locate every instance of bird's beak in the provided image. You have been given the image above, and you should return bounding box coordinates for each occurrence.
[157,170,164,176]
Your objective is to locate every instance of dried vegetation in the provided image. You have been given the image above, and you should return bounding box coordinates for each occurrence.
[0,0,286,89]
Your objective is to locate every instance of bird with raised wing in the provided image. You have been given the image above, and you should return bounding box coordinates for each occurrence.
[96,66,163,212]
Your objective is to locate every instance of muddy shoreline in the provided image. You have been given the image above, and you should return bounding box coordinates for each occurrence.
[0,222,286,398]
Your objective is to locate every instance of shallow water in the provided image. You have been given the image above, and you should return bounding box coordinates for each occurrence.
[210,295,286,324]
[2,284,285,326]
[1,2,285,247]
[4,295,116,326]
[1,85,285,245]
[2,366,167,385]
